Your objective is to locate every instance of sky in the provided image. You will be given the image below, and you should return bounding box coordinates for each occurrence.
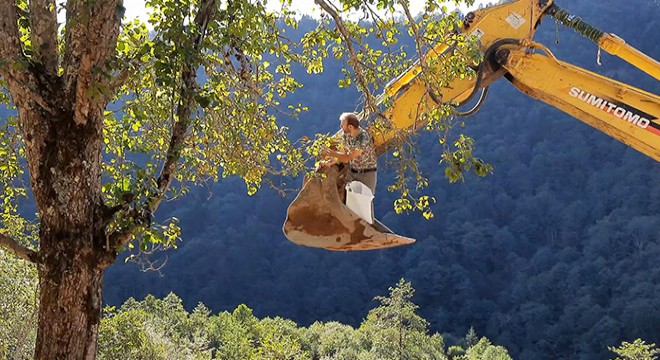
[120,0,501,23]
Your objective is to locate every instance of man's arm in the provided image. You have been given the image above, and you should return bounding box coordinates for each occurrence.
[323,148,363,164]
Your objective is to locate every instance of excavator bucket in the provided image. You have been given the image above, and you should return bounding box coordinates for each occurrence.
[283,166,416,251]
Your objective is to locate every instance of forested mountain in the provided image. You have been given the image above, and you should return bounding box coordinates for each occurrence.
[103,0,659,359]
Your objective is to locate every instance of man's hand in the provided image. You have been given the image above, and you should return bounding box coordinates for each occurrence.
[321,147,362,164]
[316,148,338,170]
[322,148,339,159]
[317,159,336,169]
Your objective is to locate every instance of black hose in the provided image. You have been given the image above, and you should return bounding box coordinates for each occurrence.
[454,86,489,117]
[453,38,521,111]
[400,38,522,117]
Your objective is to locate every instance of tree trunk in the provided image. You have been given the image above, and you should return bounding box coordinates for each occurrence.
[36,234,105,359]
[1,1,124,357]
[20,91,110,359]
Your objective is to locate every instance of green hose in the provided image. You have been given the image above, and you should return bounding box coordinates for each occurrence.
[546,4,604,43]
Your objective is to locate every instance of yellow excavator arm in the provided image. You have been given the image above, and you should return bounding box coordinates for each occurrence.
[371,0,659,157]
[496,42,659,160]
[283,0,660,251]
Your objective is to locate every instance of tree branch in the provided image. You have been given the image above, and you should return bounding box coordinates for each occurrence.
[0,2,30,92]
[0,1,23,68]
[2,70,58,112]
[30,0,59,74]
[151,0,215,212]
[314,0,376,113]
[0,0,58,115]
[62,0,123,125]
[0,233,39,263]
[109,0,217,249]
[398,1,427,72]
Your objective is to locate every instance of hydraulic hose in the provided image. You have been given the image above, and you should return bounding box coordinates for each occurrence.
[545,4,603,43]
[545,3,660,80]
[454,86,489,117]
[450,38,521,116]
[457,38,521,107]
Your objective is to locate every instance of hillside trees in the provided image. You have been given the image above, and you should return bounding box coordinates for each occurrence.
[0,274,511,359]
[96,279,507,359]
[359,278,447,359]
[5,253,656,360]
[608,339,660,360]
[0,0,486,358]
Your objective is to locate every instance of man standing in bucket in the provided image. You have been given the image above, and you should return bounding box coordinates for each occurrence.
[322,112,378,195]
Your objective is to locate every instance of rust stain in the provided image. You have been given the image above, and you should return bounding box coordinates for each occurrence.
[348,219,369,245]
[287,206,349,236]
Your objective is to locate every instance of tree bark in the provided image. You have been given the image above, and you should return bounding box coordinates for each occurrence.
[20,87,111,359]
[1,0,212,357]
[36,234,105,359]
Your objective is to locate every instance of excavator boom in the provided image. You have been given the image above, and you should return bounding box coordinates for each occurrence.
[283,0,659,251]
[496,42,660,161]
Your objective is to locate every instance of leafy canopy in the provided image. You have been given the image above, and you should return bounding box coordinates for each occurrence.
[1,0,490,255]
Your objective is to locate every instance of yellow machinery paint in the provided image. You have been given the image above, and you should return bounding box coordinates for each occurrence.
[283,0,659,251]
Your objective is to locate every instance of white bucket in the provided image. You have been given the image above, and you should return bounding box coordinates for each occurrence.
[345,181,374,224]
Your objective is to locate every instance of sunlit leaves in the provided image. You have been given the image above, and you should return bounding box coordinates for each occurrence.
[0,115,27,218]
[0,80,9,104]
[111,18,152,85]
[441,134,493,183]
[0,214,38,359]
[122,218,182,270]
[99,0,318,252]
[0,247,38,359]
[15,0,32,56]
[310,9,410,97]
[608,339,660,360]
[300,27,334,74]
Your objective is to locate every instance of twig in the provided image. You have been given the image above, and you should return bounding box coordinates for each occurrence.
[314,0,377,114]
[398,0,427,73]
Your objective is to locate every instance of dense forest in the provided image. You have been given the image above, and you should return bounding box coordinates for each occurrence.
[1,258,516,359]
[1,0,658,359]
[3,248,659,359]
[103,0,660,359]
